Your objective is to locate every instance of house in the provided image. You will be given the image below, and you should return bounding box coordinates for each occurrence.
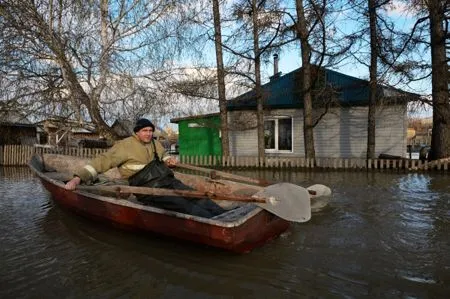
[225,67,418,158]
[407,117,432,149]
[172,67,419,158]
[35,118,101,147]
[0,110,37,145]
[170,113,222,156]
[0,122,37,145]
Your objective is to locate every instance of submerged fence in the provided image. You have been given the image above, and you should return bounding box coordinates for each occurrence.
[1,144,448,172]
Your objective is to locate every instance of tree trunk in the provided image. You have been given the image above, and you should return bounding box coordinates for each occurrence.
[28,2,118,140]
[212,0,230,157]
[58,57,117,140]
[366,0,378,159]
[428,0,450,159]
[296,0,315,159]
[252,0,265,161]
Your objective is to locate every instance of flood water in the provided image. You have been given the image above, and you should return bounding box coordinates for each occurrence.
[0,167,449,298]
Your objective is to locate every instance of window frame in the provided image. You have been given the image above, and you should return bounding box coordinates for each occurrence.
[264,116,293,153]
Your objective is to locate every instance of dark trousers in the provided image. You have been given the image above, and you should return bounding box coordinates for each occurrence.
[129,160,225,218]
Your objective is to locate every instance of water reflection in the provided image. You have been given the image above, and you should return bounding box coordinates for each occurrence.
[1,167,449,298]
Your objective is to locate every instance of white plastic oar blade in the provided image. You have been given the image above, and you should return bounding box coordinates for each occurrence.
[307,184,332,212]
[254,183,311,223]
[307,184,331,198]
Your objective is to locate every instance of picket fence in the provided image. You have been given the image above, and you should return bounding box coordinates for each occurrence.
[0,145,107,166]
[0,144,448,172]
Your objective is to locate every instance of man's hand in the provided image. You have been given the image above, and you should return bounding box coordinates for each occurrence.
[164,156,177,168]
[65,176,81,190]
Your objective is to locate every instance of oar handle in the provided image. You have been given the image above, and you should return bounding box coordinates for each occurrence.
[77,185,266,203]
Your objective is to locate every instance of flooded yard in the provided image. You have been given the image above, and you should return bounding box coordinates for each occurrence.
[0,167,449,298]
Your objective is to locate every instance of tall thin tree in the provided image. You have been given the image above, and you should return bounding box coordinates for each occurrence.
[295,0,315,160]
[428,0,450,159]
[212,0,230,157]
[251,0,266,161]
[366,0,379,159]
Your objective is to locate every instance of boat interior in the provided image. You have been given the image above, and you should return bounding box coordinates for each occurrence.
[31,154,263,222]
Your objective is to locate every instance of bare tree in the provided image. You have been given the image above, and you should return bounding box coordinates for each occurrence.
[344,0,420,159]
[393,0,449,159]
[295,0,316,160]
[212,0,230,157]
[290,0,350,159]
[222,0,288,160]
[366,0,382,159]
[427,0,449,159]
[251,0,265,160]
[0,0,194,139]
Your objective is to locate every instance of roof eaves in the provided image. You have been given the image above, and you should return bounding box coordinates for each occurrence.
[170,112,220,123]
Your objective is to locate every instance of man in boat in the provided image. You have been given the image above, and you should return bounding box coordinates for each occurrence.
[65,118,225,218]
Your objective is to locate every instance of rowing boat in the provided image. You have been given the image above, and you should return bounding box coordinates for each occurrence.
[29,153,328,253]
[29,154,330,252]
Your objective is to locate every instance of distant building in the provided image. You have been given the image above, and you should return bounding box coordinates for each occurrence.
[35,118,100,147]
[170,113,221,157]
[407,117,432,148]
[0,110,37,145]
[0,122,37,145]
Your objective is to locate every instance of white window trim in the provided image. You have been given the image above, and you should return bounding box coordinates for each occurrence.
[264,116,293,153]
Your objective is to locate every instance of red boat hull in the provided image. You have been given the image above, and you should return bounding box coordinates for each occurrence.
[38,177,290,253]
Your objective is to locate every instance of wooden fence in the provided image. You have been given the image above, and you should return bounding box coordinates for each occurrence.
[0,145,107,166]
[1,144,448,172]
[179,155,449,172]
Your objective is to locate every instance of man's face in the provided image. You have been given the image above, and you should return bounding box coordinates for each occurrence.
[136,127,153,143]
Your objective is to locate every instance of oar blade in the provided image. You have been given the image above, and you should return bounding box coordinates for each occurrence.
[307,184,332,212]
[307,184,331,198]
[254,183,311,223]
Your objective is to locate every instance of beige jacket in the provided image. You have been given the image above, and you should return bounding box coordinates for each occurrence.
[75,134,169,182]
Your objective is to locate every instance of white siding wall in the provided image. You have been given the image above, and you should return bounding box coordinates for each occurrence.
[228,111,258,156]
[228,105,407,158]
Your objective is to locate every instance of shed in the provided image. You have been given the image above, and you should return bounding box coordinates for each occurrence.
[170,113,222,157]
[0,109,37,145]
[0,122,37,145]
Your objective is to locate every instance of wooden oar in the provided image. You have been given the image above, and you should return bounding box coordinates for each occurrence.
[77,185,266,203]
[176,163,327,197]
[177,163,271,186]
[77,183,312,223]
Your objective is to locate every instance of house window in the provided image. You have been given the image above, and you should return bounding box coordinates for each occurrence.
[188,122,204,128]
[264,117,292,152]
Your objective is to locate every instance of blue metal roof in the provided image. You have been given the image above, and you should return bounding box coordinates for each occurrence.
[227,67,415,110]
